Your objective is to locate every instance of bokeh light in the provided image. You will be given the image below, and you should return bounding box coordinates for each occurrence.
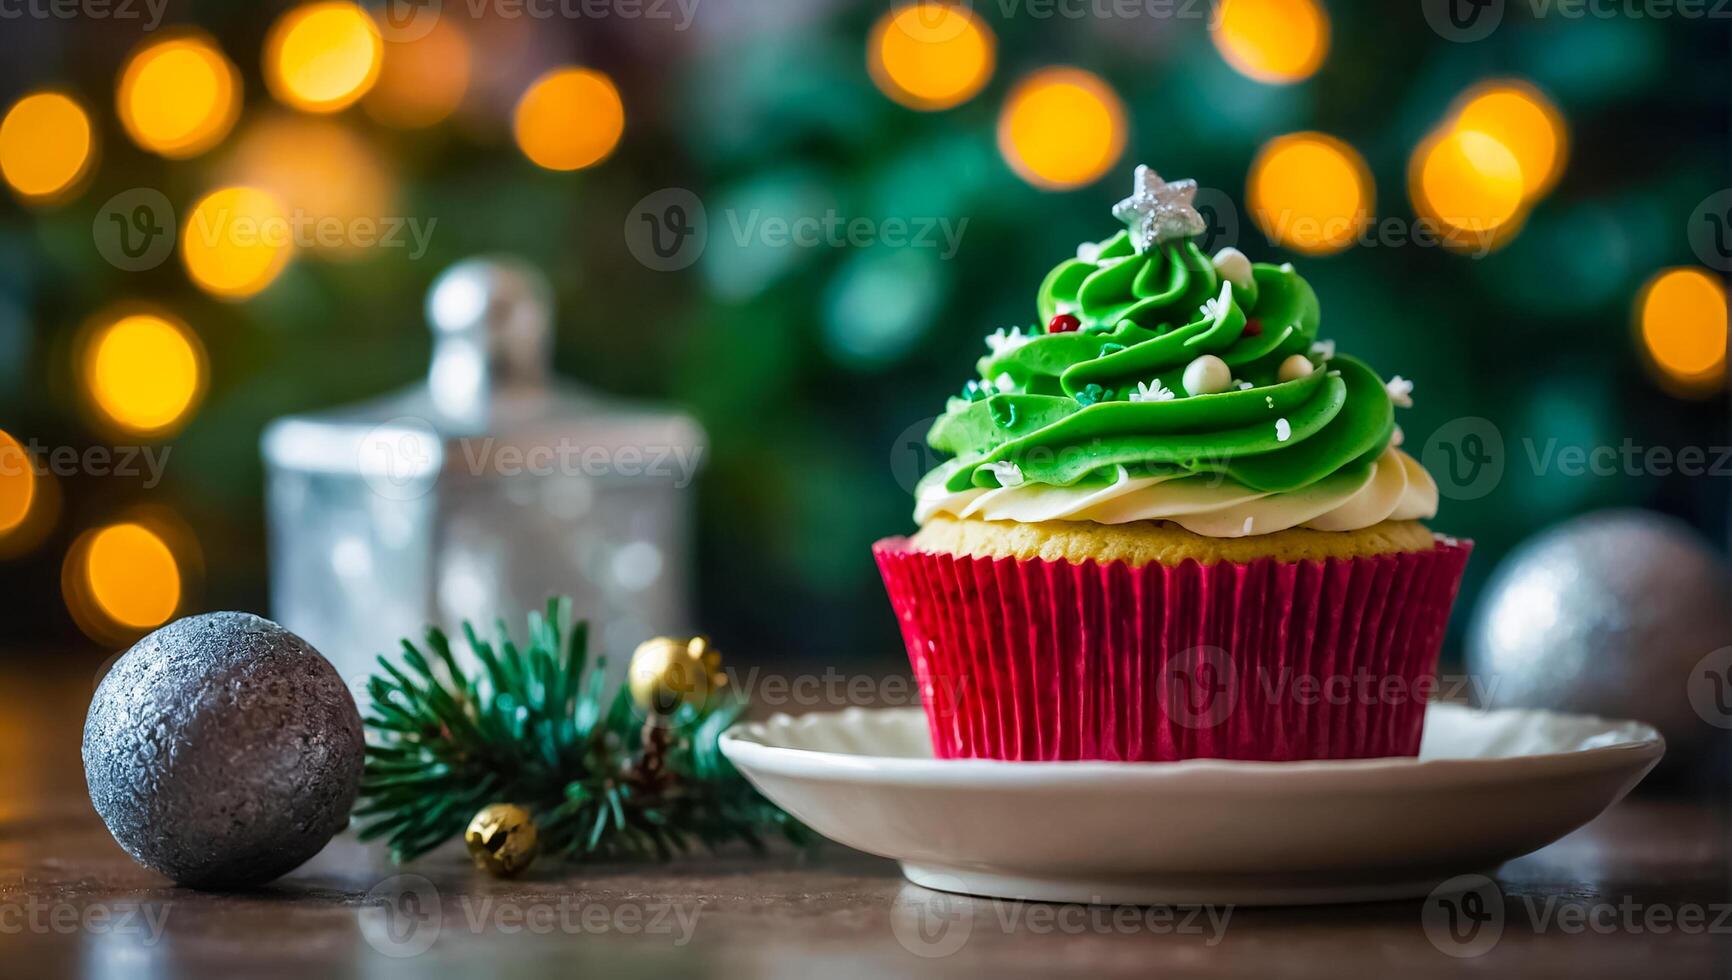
[1449,80,1568,201]
[182,186,295,298]
[1637,268,1727,393]
[514,67,625,171]
[222,115,394,258]
[1247,132,1372,255]
[868,4,995,111]
[363,15,470,128]
[1211,0,1330,85]
[117,33,241,158]
[84,312,206,436]
[265,1,383,113]
[0,91,93,203]
[997,67,1127,190]
[1410,128,1526,242]
[65,522,182,633]
[0,429,33,536]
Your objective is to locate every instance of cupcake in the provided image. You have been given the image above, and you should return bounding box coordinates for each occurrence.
[874,166,1471,763]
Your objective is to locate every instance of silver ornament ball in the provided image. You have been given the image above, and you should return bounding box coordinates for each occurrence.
[83,612,365,889]
[1466,509,1732,753]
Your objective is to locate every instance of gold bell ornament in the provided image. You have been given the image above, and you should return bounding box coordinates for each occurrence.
[628,635,726,715]
[465,803,539,878]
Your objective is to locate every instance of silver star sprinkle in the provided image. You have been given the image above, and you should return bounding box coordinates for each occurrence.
[1112,165,1206,253]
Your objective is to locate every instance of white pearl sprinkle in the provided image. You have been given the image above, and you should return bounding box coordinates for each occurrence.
[1211,247,1254,290]
[1277,354,1314,383]
[1182,354,1232,396]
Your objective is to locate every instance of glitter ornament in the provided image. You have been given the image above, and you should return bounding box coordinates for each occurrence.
[1467,510,1732,758]
[83,613,364,889]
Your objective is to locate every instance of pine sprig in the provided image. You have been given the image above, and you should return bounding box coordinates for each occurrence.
[353,597,808,864]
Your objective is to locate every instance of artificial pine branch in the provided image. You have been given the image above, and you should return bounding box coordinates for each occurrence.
[353,597,809,864]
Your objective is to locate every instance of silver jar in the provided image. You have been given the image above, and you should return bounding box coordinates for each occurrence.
[262,257,704,683]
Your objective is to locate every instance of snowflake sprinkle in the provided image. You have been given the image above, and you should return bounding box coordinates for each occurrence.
[1237,381,1254,391]
[983,461,1025,488]
[1386,375,1414,408]
[985,326,1031,355]
[1275,418,1292,442]
[1129,379,1176,403]
[1310,339,1336,359]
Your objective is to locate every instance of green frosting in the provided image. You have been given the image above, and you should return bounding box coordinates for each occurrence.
[918,227,1398,497]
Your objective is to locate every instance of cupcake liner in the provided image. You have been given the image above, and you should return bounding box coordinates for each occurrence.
[874,536,1472,762]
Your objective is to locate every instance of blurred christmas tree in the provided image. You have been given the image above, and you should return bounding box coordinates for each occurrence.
[0,0,1724,667]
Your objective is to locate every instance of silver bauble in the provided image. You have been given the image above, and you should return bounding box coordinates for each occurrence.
[83,612,365,889]
[1466,509,1732,754]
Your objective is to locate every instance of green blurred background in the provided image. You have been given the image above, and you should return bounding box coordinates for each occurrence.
[0,0,1725,669]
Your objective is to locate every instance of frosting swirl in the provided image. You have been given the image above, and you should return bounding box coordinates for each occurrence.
[914,170,1435,536]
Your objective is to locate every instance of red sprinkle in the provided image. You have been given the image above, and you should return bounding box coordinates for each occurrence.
[1047,313,1081,334]
[1243,318,1263,337]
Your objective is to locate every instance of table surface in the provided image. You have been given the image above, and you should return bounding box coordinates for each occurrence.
[2,661,1727,979]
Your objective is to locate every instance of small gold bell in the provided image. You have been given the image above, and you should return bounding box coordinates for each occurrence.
[465,803,539,878]
[628,635,725,715]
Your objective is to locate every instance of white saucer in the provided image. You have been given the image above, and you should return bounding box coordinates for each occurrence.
[720,704,1663,906]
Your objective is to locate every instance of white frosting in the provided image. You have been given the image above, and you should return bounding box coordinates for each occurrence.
[914,448,1439,538]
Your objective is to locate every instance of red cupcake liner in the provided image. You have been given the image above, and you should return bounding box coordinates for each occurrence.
[874,535,1472,762]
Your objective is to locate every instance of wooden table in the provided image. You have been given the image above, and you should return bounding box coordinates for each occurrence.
[3,660,1726,978]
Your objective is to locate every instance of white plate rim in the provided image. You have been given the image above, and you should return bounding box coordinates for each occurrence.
[720,704,1666,791]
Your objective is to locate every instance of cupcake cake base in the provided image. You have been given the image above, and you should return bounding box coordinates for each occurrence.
[875,523,1472,763]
